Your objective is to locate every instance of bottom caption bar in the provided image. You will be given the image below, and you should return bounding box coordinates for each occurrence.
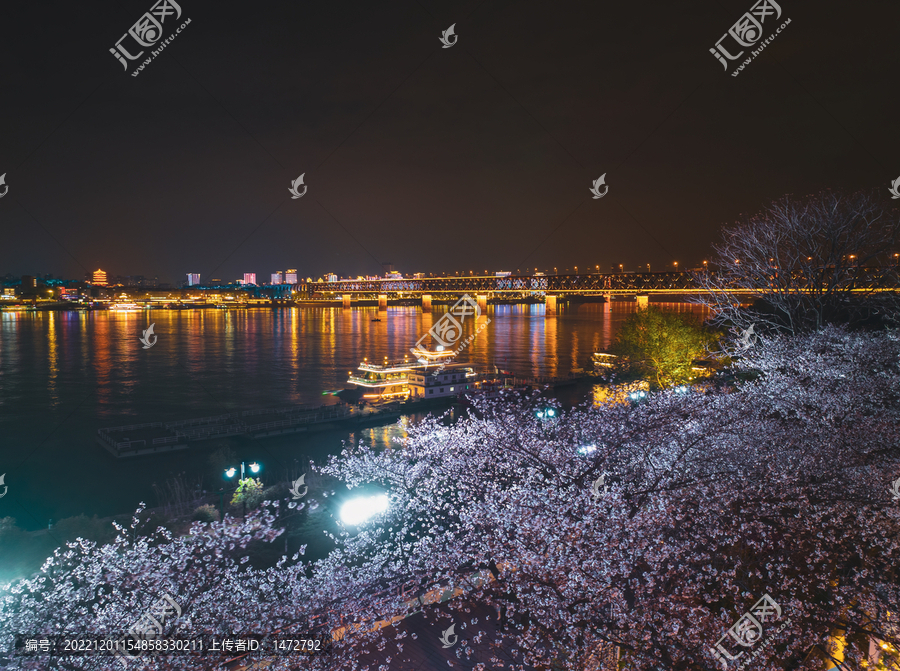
[13,634,332,656]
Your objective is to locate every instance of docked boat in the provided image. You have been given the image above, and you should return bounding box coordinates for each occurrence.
[347,352,475,401]
[108,301,145,311]
[592,352,618,372]
[459,376,528,404]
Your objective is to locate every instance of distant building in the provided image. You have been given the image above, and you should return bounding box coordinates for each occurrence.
[210,279,222,285]
[495,271,512,277]
[21,275,37,289]
[284,269,298,284]
[413,272,426,279]
[1,288,15,299]
[326,273,338,282]
[92,269,108,285]
[384,272,402,279]
[187,273,200,286]
[271,271,282,285]
[243,273,256,286]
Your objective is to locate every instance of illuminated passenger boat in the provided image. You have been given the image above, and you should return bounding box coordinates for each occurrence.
[348,351,468,401]
[108,302,144,311]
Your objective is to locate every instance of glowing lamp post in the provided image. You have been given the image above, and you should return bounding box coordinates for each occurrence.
[340,494,389,526]
[224,461,261,519]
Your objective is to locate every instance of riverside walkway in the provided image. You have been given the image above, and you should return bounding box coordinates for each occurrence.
[98,403,372,458]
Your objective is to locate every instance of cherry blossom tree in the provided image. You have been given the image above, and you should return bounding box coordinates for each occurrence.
[320,326,900,670]
[694,190,900,335]
[3,327,900,671]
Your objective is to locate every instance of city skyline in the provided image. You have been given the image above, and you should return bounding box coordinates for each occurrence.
[2,259,722,289]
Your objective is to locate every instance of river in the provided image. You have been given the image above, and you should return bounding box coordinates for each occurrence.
[0,302,707,529]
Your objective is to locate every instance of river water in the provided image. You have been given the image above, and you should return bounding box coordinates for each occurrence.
[0,302,706,529]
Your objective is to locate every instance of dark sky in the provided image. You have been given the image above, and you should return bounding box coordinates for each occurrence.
[1,0,898,284]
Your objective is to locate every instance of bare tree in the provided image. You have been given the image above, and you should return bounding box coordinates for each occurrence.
[694,190,900,334]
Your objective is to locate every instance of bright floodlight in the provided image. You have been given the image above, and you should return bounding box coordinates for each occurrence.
[249,462,261,473]
[340,494,389,525]
[577,445,597,455]
[224,467,236,478]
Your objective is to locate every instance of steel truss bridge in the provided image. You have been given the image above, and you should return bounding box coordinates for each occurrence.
[301,272,697,299]
[300,269,900,300]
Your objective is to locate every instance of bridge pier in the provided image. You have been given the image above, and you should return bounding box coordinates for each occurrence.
[476,294,488,313]
[603,293,612,312]
[545,295,557,316]
[636,294,649,308]
[342,294,352,309]
[421,294,432,313]
[378,294,388,310]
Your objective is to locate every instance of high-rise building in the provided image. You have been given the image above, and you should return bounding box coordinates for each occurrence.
[187,273,200,286]
[271,271,282,285]
[92,269,107,285]
[243,273,256,286]
[284,269,298,284]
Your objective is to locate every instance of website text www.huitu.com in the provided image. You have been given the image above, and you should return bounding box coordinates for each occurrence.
[132,18,192,77]
[732,17,791,77]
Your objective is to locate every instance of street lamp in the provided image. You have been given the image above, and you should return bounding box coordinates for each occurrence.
[340,493,389,525]
[673,261,678,271]
[224,461,262,519]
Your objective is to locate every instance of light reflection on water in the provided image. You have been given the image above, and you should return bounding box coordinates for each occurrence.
[0,302,707,526]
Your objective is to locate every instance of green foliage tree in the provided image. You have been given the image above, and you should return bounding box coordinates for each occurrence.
[230,477,264,510]
[609,306,716,388]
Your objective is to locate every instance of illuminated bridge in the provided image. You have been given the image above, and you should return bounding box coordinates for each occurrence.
[300,272,698,299]
[297,268,900,313]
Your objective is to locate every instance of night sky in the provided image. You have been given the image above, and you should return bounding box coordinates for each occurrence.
[1,0,898,284]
